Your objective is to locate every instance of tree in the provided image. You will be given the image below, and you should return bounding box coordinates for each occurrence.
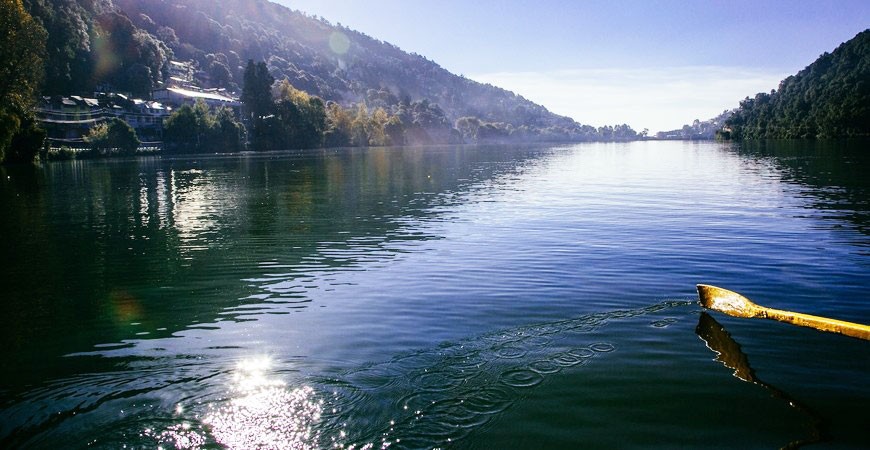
[368,107,389,146]
[208,59,233,88]
[242,60,276,151]
[241,59,274,120]
[254,79,328,150]
[384,115,405,146]
[84,118,139,155]
[23,0,95,95]
[350,103,369,146]
[163,100,243,153]
[209,106,244,152]
[124,63,153,98]
[110,119,140,155]
[1,0,47,163]
[5,114,46,163]
[324,102,352,147]
[162,103,199,151]
[287,97,327,148]
[92,11,169,94]
[455,116,481,142]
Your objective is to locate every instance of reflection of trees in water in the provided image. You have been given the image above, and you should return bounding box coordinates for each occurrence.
[0,146,550,386]
[734,140,870,236]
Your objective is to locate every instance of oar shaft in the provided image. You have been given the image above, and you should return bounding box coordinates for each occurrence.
[763,308,870,340]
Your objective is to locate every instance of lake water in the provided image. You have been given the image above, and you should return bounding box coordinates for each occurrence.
[0,140,868,449]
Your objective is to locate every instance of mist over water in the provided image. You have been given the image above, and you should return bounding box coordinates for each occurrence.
[1,141,868,448]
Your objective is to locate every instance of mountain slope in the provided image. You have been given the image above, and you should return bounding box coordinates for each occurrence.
[121,0,568,126]
[724,29,870,139]
[24,0,641,143]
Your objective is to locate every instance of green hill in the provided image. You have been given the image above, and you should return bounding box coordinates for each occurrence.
[724,29,870,139]
[24,0,638,142]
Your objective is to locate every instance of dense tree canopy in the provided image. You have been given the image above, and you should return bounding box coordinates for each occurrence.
[272,79,327,149]
[23,0,170,97]
[241,59,274,120]
[724,29,870,140]
[92,11,171,96]
[22,0,96,95]
[84,118,140,155]
[163,100,244,153]
[1,0,48,163]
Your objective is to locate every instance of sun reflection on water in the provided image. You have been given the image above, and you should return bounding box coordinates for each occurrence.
[154,357,324,449]
[207,357,323,449]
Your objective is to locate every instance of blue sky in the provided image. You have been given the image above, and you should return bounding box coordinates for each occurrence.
[276,0,870,132]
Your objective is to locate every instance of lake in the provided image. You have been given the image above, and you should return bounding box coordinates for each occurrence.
[1,140,868,449]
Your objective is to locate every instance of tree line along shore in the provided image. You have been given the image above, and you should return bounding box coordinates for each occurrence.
[2,1,867,164]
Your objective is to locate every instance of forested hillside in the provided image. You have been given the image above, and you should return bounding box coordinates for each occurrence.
[22,0,637,143]
[723,29,870,139]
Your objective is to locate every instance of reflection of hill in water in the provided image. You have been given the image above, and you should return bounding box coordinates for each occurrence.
[0,146,553,386]
[734,140,870,237]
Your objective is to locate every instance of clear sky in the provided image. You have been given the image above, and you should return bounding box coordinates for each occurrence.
[275,0,870,132]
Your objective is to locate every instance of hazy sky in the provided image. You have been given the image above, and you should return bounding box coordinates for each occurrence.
[276,0,869,132]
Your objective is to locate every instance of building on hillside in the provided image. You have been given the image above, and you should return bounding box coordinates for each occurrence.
[158,59,242,112]
[36,94,172,147]
[36,96,106,145]
[167,60,196,87]
[123,99,173,141]
[153,86,241,110]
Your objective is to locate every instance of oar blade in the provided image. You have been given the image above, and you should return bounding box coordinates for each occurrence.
[696,284,761,318]
[697,284,870,340]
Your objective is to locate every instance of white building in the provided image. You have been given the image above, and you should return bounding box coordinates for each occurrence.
[153,86,241,109]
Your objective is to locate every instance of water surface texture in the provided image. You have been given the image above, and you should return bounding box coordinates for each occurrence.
[1,141,868,449]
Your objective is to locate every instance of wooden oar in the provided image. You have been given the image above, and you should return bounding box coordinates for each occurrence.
[696,284,870,341]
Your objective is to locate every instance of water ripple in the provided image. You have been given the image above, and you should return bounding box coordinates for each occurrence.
[0,300,693,449]
[312,299,692,448]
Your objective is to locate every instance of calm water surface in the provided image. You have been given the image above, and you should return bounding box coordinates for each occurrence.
[0,141,868,449]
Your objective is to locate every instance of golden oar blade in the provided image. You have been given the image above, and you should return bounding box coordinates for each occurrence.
[696,284,763,318]
[696,284,870,341]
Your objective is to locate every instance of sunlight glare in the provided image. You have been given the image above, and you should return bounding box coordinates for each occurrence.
[150,356,325,449]
[203,356,324,449]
